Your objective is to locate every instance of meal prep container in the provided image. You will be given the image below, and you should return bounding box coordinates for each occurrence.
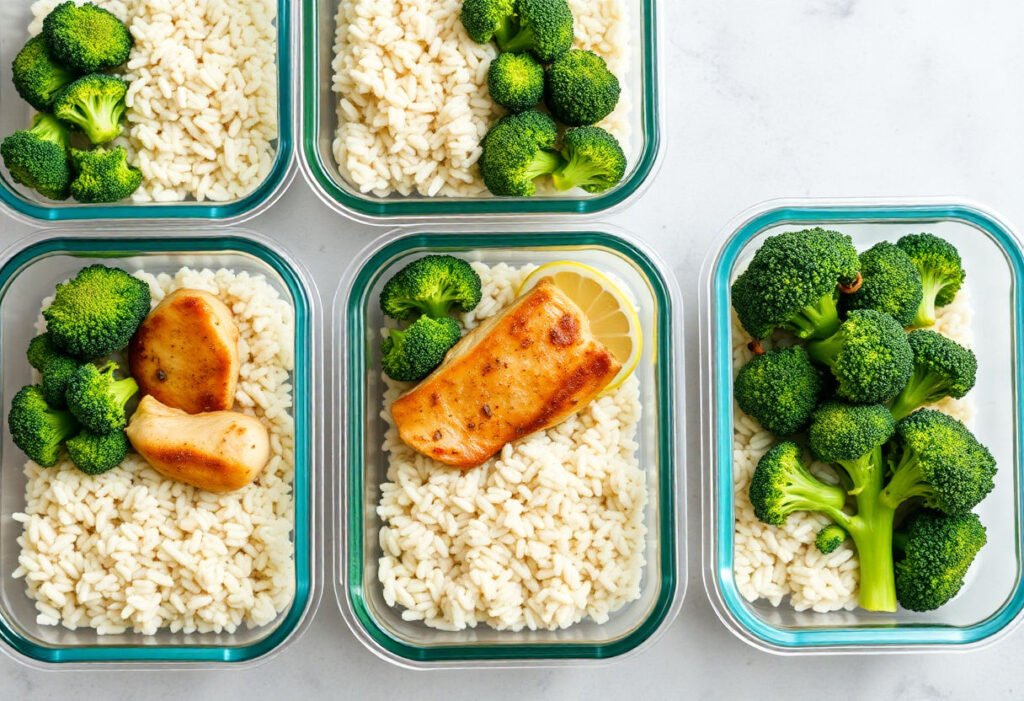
[700,199,1024,654]
[299,0,662,222]
[334,226,683,667]
[0,229,320,667]
[0,2,296,224]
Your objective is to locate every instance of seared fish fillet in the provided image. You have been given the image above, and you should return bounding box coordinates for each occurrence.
[391,280,622,468]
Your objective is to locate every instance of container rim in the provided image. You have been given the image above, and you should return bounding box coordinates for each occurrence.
[0,227,322,668]
[331,224,685,667]
[699,197,1024,654]
[297,0,664,223]
[0,0,297,226]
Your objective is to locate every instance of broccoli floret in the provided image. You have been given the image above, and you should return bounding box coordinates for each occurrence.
[382,316,462,382]
[815,524,848,554]
[43,264,151,359]
[487,52,544,113]
[461,0,516,44]
[550,126,626,194]
[65,361,138,433]
[807,309,913,404]
[544,49,621,126]
[1,113,73,200]
[495,0,574,62]
[28,333,81,408]
[894,510,987,612]
[379,255,483,321]
[27,332,63,372]
[748,441,849,527]
[66,429,128,475]
[7,385,79,467]
[479,110,563,196]
[809,401,895,492]
[12,35,75,111]
[42,1,132,74]
[881,409,996,516]
[842,241,923,327]
[69,146,142,203]
[734,346,822,436]
[731,228,860,341]
[52,74,127,145]
[889,330,977,420]
[896,233,965,328]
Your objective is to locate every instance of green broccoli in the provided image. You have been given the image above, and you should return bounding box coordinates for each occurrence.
[748,441,849,528]
[379,255,483,321]
[544,49,621,126]
[807,309,913,404]
[815,524,848,554]
[52,74,127,145]
[64,361,138,433]
[488,52,545,113]
[7,385,79,467]
[495,0,574,62]
[550,126,626,194]
[731,228,860,341]
[27,333,80,408]
[889,330,977,420]
[69,146,142,203]
[461,0,516,44]
[382,316,462,382]
[894,510,987,612]
[66,429,128,475]
[479,110,563,196]
[896,233,965,328]
[881,409,996,516]
[27,333,64,373]
[0,113,73,200]
[42,1,133,74]
[841,241,923,327]
[733,346,823,436]
[43,264,151,359]
[12,35,75,111]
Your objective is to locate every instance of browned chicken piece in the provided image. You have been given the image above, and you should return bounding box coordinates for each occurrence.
[129,288,240,414]
[391,280,622,469]
[126,395,270,493]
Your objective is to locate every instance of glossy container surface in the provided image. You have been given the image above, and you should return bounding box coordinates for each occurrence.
[700,200,1024,653]
[334,227,683,667]
[0,2,295,224]
[300,0,661,222]
[0,229,320,667]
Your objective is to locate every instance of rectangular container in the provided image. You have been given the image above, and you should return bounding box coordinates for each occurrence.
[335,227,683,666]
[300,0,661,222]
[0,2,295,223]
[700,200,1024,653]
[0,229,319,667]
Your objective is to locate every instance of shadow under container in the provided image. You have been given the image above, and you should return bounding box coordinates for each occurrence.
[0,230,319,667]
[335,227,683,666]
[300,0,661,221]
[700,200,1024,653]
[0,1,295,223]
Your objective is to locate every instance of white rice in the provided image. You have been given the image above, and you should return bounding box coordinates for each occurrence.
[732,287,975,612]
[29,0,278,203]
[331,0,630,198]
[376,262,648,631]
[13,267,296,635]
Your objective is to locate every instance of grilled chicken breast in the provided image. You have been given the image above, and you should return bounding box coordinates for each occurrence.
[391,280,622,468]
[129,288,240,414]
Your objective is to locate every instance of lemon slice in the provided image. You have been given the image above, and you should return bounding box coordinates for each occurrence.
[517,261,642,391]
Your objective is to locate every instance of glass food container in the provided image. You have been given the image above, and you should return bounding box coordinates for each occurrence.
[0,229,320,667]
[334,226,683,666]
[0,2,295,223]
[700,199,1024,653]
[300,0,662,222]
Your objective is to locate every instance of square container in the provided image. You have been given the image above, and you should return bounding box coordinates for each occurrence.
[334,226,683,667]
[700,199,1024,653]
[300,0,662,222]
[0,229,320,667]
[0,2,295,224]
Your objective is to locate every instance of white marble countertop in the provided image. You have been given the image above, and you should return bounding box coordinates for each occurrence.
[3,0,1024,698]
